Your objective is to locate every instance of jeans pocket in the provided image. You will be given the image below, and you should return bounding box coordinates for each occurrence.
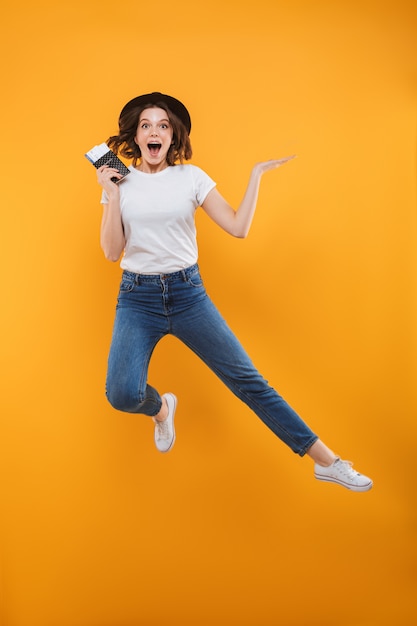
[186,271,204,288]
[119,278,135,293]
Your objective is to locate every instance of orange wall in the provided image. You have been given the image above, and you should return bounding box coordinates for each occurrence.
[1,1,416,625]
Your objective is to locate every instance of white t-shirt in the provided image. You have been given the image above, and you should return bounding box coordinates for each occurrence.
[101,164,216,274]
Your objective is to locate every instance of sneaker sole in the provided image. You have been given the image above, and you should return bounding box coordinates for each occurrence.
[314,474,373,492]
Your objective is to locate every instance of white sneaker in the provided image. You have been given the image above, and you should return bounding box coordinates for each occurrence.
[152,393,177,453]
[314,457,373,492]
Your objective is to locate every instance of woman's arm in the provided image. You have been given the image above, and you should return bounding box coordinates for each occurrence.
[97,165,126,262]
[202,156,296,238]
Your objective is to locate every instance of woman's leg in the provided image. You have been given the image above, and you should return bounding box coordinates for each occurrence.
[106,280,168,417]
[172,290,372,489]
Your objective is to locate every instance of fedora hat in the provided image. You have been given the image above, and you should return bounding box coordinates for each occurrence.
[119,92,191,134]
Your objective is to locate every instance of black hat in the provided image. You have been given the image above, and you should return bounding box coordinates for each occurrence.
[119,92,191,134]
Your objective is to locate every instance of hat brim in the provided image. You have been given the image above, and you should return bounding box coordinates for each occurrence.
[119,92,191,134]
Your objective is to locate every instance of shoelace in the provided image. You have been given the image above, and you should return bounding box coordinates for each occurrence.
[155,419,170,441]
[335,459,360,477]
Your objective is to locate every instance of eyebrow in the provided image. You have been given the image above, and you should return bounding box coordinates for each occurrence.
[140,117,170,123]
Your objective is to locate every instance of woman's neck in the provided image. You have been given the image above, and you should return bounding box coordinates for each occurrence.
[136,160,169,174]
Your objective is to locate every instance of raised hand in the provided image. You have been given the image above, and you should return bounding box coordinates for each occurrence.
[202,155,297,238]
[253,155,297,175]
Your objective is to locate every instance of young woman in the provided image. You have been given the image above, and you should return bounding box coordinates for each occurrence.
[96,91,372,492]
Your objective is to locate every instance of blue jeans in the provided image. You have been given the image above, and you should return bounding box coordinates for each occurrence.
[106,264,318,456]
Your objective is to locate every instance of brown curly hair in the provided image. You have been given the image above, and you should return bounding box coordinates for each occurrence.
[107,101,192,167]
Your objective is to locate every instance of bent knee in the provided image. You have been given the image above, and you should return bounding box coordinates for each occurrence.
[106,386,144,413]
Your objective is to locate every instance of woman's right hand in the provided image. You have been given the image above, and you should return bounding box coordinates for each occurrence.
[96,165,122,196]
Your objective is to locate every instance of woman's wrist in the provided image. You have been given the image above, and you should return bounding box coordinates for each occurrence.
[106,188,121,203]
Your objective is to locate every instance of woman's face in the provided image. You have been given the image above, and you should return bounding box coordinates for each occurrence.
[135,107,174,172]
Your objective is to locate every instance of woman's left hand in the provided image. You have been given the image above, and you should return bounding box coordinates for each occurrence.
[254,155,297,174]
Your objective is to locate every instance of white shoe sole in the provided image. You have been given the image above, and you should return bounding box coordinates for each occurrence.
[314,473,373,492]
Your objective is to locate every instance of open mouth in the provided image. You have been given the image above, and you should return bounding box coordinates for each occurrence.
[148,143,162,157]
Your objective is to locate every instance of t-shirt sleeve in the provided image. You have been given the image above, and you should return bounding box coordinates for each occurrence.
[192,166,216,206]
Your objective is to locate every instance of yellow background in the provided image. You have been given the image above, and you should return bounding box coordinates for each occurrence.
[1,1,416,625]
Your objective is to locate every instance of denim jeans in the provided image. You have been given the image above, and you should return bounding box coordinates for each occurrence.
[106,264,318,456]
